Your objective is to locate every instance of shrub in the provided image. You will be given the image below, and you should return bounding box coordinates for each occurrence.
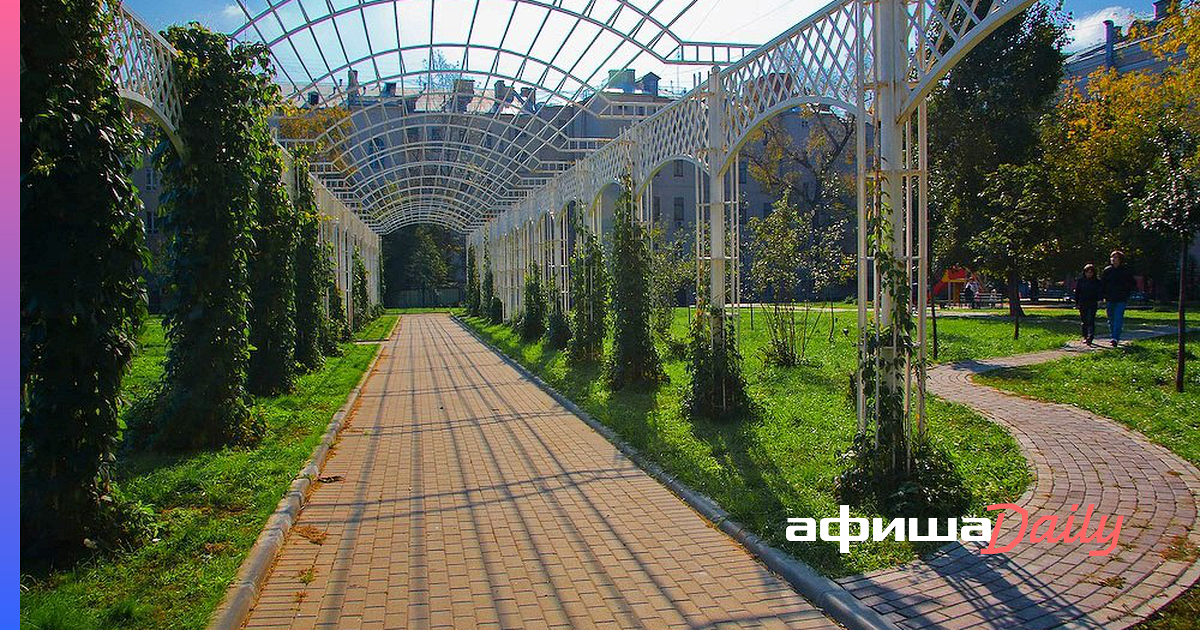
[488,296,504,323]
[546,288,571,349]
[568,225,607,363]
[21,0,147,558]
[684,307,751,421]
[151,25,273,450]
[607,179,663,388]
[351,246,371,332]
[520,265,548,340]
[466,245,481,316]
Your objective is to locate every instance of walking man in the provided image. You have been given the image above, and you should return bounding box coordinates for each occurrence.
[1101,250,1136,346]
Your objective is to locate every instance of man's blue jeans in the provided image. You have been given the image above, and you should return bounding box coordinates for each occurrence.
[1106,301,1127,342]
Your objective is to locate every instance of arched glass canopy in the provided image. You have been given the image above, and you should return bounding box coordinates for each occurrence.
[223,0,761,233]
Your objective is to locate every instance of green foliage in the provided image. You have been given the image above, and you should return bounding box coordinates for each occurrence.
[607,179,663,388]
[648,227,690,347]
[929,2,1070,286]
[488,296,504,324]
[466,245,481,316]
[351,246,371,332]
[247,138,298,395]
[568,224,607,363]
[21,0,148,558]
[749,194,849,365]
[684,307,752,421]
[327,280,351,350]
[481,245,496,320]
[291,151,326,371]
[519,264,548,341]
[149,25,278,450]
[406,227,449,307]
[546,287,571,349]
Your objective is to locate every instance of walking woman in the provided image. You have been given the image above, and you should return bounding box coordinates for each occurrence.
[1075,263,1101,345]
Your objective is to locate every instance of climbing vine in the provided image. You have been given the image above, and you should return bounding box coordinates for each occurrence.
[150,25,274,449]
[568,222,607,363]
[482,246,502,323]
[292,149,326,370]
[607,178,663,388]
[351,246,371,331]
[21,0,149,557]
[247,132,298,395]
[546,286,571,349]
[685,307,752,421]
[520,264,548,340]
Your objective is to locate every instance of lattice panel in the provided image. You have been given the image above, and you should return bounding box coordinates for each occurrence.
[105,2,182,144]
[630,92,709,183]
[719,0,863,165]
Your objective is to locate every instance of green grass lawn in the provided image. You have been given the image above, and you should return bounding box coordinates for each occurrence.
[977,331,1199,630]
[462,307,1032,576]
[20,325,380,630]
[353,313,398,341]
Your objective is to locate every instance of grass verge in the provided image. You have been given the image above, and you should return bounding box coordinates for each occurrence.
[461,307,1031,576]
[20,325,379,630]
[353,313,398,342]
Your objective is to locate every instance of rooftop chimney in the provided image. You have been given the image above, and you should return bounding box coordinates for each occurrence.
[519,87,536,112]
[382,81,397,97]
[1154,0,1171,20]
[608,69,636,92]
[637,72,660,97]
[494,80,512,103]
[347,69,360,97]
[1104,20,1118,67]
[307,91,320,106]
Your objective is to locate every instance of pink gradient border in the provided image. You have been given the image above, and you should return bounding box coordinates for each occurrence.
[9,0,22,617]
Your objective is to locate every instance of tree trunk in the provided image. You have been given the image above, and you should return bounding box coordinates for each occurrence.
[931,293,940,360]
[1177,241,1187,393]
[1009,270,1022,340]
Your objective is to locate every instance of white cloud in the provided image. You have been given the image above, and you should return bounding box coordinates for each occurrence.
[1065,6,1145,53]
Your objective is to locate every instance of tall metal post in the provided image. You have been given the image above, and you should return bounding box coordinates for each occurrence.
[706,66,726,312]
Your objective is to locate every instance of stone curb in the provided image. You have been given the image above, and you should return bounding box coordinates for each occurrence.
[452,315,900,630]
[206,315,400,630]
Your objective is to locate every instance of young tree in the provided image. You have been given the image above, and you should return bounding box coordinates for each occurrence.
[152,25,275,449]
[608,180,664,388]
[748,194,847,364]
[569,224,607,363]
[481,243,495,318]
[974,162,1066,339]
[407,227,448,306]
[247,140,298,395]
[22,0,148,557]
[648,227,692,346]
[520,264,548,341]
[1134,120,1199,392]
[745,109,856,226]
[466,245,481,315]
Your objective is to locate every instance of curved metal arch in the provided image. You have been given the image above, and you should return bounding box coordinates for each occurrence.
[377,210,473,234]
[354,177,503,220]
[230,0,685,72]
[633,154,709,197]
[899,0,1038,120]
[719,94,857,176]
[270,44,605,109]
[311,112,576,185]
[372,204,478,233]
[338,146,542,209]
[362,186,494,223]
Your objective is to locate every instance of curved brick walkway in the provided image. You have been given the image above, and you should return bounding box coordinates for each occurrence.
[838,327,1200,630]
[241,313,836,630]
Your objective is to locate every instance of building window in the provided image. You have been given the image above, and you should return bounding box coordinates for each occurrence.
[739,161,747,185]
[673,197,685,226]
[653,196,661,223]
[763,202,772,217]
[673,160,684,177]
[739,203,747,224]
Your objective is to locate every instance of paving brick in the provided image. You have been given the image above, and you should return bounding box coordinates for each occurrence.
[242,314,836,629]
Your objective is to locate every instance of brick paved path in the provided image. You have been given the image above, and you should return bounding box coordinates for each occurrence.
[838,327,1200,629]
[242,313,837,630]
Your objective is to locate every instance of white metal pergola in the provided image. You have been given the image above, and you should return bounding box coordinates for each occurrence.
[107,0,1035,438]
